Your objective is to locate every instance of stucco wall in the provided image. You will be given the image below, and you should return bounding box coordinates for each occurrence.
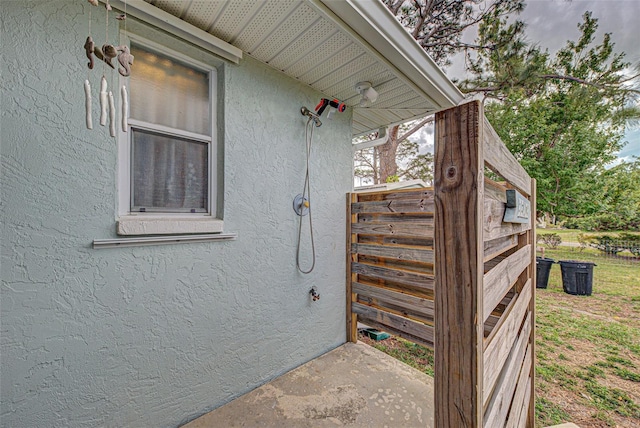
[1,2,352,426]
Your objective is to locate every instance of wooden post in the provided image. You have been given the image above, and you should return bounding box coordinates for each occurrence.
[346,193,358,342]
[528,178,537,427]
[434,101,484,427]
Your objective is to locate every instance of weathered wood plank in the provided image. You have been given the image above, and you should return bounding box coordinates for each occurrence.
[358,234,433,248]
[347,193,358,342]
[506,370,532,428]
[484,197,530,241]
[358,213,434,224]
[356,316,434,349]
[355,188,434,202]
[484,235,518,262]
[351,243,434,263]
[353,302,434,346]
[434,100,484,428]
[483,116,532,196]
[484,290,517,343]
[485,177,508,203]
[484,284,532,398]
[484,245,532,322]
[353,282,434,320]
[352,262,435,291]
[351,221,434,237]
[483,311,532,418]
[351,198,434,214]
[358,255,434,277]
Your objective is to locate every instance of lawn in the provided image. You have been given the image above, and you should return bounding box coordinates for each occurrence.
[359,245,640,427]
[537,228,640,244]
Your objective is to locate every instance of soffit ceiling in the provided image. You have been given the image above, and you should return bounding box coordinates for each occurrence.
[143,0,462,136]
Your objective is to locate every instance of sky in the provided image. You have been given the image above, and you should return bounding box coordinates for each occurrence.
[437,0,640,163]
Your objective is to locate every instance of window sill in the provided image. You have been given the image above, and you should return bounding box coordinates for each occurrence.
[117,216,224,236]
[93,233,236,249]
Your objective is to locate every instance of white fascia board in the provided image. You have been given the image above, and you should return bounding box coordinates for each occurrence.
[317,0,464,109]
[108,0,242,64]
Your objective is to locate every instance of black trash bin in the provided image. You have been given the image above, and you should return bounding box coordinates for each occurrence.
[558,260,596,296]
[536,257,555,289]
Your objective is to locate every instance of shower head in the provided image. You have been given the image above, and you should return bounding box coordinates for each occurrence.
[301,106,322,127]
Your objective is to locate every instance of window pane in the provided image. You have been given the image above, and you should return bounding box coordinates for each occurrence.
[131,129,208,212]
[130,45,210,135]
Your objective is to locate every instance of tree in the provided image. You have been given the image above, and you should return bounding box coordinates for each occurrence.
[461,11,639,222]
[565,159,640,230]
[354,0,525,184]
[354,117,435,185]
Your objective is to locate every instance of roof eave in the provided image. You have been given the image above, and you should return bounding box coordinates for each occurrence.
[315,0,464,110]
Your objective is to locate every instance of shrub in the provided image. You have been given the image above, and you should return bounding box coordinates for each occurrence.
[619,233,640,256]
[540,233,562,249]
[589,235,625,255]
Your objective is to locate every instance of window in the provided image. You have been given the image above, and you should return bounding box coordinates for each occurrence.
[117,38,222,235]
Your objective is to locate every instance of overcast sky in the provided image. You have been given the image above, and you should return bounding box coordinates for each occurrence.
[441,0,640,163]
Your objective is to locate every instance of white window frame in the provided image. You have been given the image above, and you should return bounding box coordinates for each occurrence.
[117,33,222,235]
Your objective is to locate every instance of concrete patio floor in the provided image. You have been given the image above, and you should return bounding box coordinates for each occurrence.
[183,341,434,427]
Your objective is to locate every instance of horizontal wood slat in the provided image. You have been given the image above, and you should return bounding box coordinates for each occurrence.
[357,316,434,349]
[506,373,532,428]
[484,198,531,242]
[351,243,434,263]
[484,235,518,263]
[353,302,434,347]
[483,311,532,415]
[352,198,434,214]
[510,345,533,427]
[358,234,433,248]
[351,221,434,237]
[353,282,434,320]
[352,262,435,292]
[483,116,532,196]
[483,283,532,397]
[356,189,434,202]
[484,245,531,321]
[484,177,508,203]
[357,213,434,224]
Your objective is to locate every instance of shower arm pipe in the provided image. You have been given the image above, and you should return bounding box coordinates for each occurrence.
[351,126,389,151]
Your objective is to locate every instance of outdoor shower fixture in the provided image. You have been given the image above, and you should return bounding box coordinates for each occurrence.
[295,98,346,274]
[355,81,378,106]
[300,106,322,127]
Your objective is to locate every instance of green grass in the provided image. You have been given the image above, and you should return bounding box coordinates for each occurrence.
[538,228,640,243]
[363,336,435,377]
[535,247,640,427]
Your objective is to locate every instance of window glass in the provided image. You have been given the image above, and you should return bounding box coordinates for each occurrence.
[131,129,208,212]
[130,45,210,135]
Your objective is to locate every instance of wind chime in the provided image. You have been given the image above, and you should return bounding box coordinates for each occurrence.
[83,0,133,137]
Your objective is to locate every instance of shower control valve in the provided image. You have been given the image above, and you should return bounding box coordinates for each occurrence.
[293,194,310,216]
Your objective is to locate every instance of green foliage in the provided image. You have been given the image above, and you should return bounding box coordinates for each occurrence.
[540,233,562,249]
[590,235,626,255]
[462,11,639,224]
[580,232,640,256]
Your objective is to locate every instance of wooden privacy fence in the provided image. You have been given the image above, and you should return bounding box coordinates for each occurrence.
[346,100,536,427]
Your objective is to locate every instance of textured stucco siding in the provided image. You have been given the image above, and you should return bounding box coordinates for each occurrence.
[1,1,352,427]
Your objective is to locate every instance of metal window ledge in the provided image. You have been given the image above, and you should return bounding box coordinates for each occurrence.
[93,233,237,249]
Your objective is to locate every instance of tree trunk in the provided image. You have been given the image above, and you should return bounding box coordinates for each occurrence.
[376,125,400,183]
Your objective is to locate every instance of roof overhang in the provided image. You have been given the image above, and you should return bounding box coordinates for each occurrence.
[114,0,464,136]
